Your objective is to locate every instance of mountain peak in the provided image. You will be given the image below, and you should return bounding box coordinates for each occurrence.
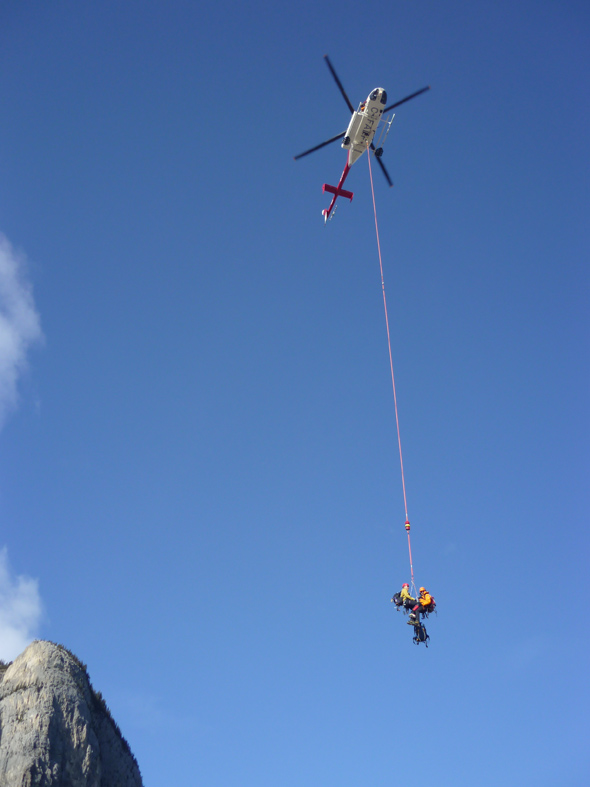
[0,640,143,786]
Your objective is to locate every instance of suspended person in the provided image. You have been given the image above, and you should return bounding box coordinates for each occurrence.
[408,587,436,624]
[391,583,416,611]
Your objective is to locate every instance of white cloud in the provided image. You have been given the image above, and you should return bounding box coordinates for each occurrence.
[0,234,43,429]
[0,547,42,661]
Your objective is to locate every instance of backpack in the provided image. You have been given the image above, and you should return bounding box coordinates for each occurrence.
[413,622,430,647]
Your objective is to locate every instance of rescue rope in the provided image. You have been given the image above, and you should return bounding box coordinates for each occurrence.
[366,146,416,594]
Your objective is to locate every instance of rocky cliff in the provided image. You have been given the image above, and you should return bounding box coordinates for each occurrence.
[0,640,143,787]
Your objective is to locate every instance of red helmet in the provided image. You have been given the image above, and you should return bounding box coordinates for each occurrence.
[402,583,409,588]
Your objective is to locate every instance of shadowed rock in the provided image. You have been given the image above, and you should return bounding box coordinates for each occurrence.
[0,640,142,786]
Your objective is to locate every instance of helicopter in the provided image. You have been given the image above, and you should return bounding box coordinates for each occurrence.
[294,56,430,223]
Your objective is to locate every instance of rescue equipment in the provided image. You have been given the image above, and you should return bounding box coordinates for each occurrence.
[412,622,430,647]
[367,149,437,646]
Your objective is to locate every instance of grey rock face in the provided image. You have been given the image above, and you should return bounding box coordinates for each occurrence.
[0,640,143,787]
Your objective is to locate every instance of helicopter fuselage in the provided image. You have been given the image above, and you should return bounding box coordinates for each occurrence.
[321,88,387,222]
[341,88,387,165]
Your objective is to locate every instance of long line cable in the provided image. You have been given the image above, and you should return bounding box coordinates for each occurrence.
[366,147,416,593]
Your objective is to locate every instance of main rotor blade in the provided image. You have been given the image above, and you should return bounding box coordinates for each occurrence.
[370,143,393,187]
[294,131,346,160]
[324,55,355,114]
[376,154,393,187]
[384,85,431,113]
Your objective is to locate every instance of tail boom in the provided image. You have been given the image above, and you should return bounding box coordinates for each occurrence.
[322,161,353,223]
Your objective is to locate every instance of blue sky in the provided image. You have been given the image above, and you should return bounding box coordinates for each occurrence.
[0,1,588,784]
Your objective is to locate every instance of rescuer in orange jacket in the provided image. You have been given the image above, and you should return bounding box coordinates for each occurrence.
[409,587,436,624]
